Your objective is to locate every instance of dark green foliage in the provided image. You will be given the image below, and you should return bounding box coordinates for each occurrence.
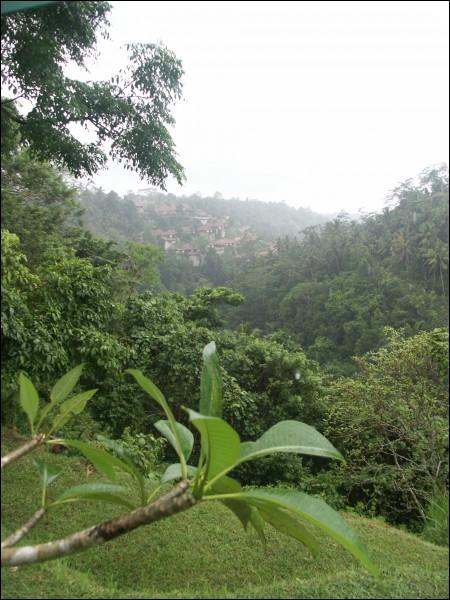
[322,328,449,527]
[1,1,184,185]
[226,166,449,372]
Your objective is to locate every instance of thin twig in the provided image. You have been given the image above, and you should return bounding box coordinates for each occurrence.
[1,509,45,549]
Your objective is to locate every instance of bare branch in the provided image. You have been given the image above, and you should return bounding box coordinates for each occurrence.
[1,435,45,470]
[1,480,195,567]
[1,509,45,549]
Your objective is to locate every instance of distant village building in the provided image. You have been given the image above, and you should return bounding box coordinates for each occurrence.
[155,204,177,215]
[175,244,202,266]
[154,229,177,250]
[208,238,241,255]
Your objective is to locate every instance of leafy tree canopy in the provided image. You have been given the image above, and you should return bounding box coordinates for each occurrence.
[1,1,185,186]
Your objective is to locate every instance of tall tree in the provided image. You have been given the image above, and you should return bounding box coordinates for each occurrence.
[1,1,184,187]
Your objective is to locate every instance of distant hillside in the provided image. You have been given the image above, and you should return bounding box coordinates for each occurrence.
[76,188,329,249]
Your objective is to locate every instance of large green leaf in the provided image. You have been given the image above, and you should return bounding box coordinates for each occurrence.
[258,504,320,556]
[54,483,135,510]
[240,420,343,463]
[19,373,39,432]
[187,409,241,480]
[161,463,198,484]
[234,488,378,576]
[199,341,223,418]
[154,420,194,462]
[60,440,135,482]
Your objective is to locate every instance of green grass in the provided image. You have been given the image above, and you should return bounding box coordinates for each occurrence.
[1,431,449,599]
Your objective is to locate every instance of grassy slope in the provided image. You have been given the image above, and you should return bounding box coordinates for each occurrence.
[1,434,448,599]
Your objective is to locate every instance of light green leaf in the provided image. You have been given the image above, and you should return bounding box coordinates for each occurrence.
[240,420,343,464]
[95,435,147,505]
[161,463,198,484]
[126,369,170,415]
[222,499,252,530]
[60,440,135,482]
[249,507,266,546]
[234,488,378,576]
[209,476,252,530]
[19,373,39,432]
[50,389,97,433]
[186,409,241,480]
[54,483,135,510]
[38,365,85,430]
[258,504,320,556]
[96,435,141,477]
[34,459,62,490]
[50,364,84,405]
[126,369,185,470]
[154,420,194,462]
[199,341,223,418]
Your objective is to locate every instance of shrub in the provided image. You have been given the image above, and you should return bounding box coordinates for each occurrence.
[323,328,449,529]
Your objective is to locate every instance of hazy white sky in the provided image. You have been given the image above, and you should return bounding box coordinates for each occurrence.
[76,0,449,214]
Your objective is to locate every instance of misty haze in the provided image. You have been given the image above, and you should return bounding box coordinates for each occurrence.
[1,1,448,598]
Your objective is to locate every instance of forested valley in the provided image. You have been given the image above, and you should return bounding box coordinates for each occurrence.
[1,2,448,598]
[3,143,448,528]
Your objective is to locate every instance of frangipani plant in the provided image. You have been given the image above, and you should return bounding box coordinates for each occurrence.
[1,343,378,577]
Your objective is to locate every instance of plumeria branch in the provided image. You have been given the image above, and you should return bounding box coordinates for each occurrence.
[1,435,45,470]
[1,481,195,567]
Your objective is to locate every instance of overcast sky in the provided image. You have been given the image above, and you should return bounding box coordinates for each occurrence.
[75,0,449,215]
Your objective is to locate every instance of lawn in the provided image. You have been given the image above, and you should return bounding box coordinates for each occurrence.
[1,432,448,599]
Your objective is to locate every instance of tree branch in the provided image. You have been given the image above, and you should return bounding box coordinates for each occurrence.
[1,435,45,470]
[1,480,195,567]
[1,509,45,549]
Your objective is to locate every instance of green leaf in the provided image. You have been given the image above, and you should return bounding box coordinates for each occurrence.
[161,463,198,484]
[34,459,62,490]
[54,483,135,510]
[222,498,252,530]
[126,369,170,415]
[258,504,320,556]
[50,389,97,433]
[126,369,185,470]
[209,474,242,495]
[249,506,266,546]
[240,420,344,464]
[50,364,84,405]
[19,373,39,432]
[96,435,141,477]
[38,365,85,430]
[154,420,194,461]
[234,488,378,576]
[186,409,241,480]
[60,440,134,482]
[199,341,223,418]
[209,476,252,530]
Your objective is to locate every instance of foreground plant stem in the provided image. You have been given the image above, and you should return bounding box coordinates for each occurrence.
[1,435,45,470]
[1,481,195,567]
